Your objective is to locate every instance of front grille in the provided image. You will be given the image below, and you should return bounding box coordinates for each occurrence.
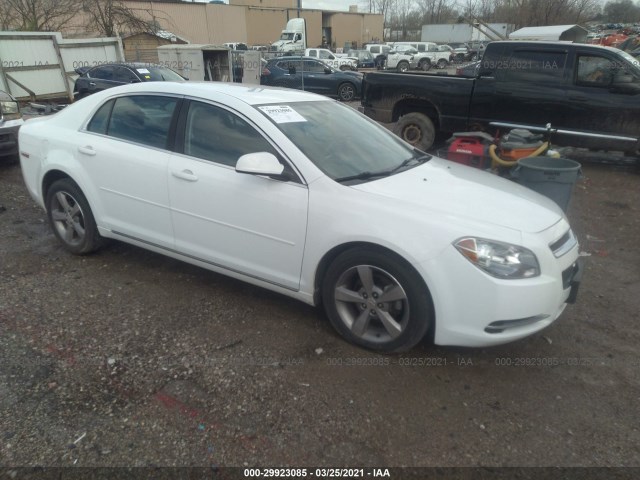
[550,229,577,258]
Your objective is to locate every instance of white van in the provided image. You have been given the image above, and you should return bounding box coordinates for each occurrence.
[391,41,439,53]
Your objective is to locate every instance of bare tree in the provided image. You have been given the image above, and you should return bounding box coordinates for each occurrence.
[3,0,78,31]
[82,0,170,37]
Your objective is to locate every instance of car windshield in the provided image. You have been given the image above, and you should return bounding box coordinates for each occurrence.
[280,33,295,40]
[139,67,184,81]
[255,101,429,182]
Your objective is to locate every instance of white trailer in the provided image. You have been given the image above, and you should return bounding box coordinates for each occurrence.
[0,31,124,101]
[421,24,512,44]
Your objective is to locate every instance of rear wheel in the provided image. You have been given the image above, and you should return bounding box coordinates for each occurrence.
[437,58,448,69]
[419,59,431,71]
[337,82,356,101]
[322,248,433,352]
[393,112,436,151]
[45,178,104,255]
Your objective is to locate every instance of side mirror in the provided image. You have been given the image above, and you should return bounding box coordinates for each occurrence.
[236,152,288,180]
[324,67,332,74]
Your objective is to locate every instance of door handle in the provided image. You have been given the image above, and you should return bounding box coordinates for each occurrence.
[89,82,96,87]
[78,146,96,156]
[172,169,198,182]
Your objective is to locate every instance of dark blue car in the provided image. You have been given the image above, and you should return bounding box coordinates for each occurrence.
[261,56,363,101]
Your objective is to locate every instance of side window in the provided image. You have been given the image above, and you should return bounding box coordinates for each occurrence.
[90,66,115,80]
[184,102,277,167]
[370,46,379,54]
[428,44,437,52]
[304,60,326,73]
[576,55,616,86]
[113,66,138,83]
[107,95,178,149]
[319,50,334,60]
[308,50,317,57]
[500,50,567,83]
[418,44,426,52]
[87,99,115,134]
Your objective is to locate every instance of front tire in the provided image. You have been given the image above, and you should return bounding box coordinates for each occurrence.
[437,58,448,69]
[322,248,433,352]
[337,82,356,101]
[397,61,409,73]
[419,59,431,71]
[393,112,436,151]
[45,178,103,255]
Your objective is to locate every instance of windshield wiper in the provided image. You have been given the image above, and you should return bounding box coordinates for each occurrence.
[388,153,431,174]
[334,154,431,184]
[334,171,392,183]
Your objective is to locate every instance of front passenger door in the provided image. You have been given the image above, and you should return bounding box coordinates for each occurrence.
[168,101,308,290]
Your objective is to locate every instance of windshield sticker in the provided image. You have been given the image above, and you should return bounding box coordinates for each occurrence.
[144,75,151,79]
[136,68,150,74]
[258,105,307,123]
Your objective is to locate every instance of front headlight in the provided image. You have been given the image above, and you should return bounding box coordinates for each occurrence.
[454,237,540,279]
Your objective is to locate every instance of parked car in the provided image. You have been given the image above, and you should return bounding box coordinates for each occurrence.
[362,41,640,152]
[385,46,417,72]
[364,44,392,68]
[73,63,184,100]
[304,48,358,71]
[18,81,581,351]
[390,42,450,70]
[455,60,481,77]
[449,43,471,61]
[0,89,24,160]
[260,56,362,101]
[346,49,376,69]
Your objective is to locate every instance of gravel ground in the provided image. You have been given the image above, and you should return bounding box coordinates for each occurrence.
[1,147,640,471]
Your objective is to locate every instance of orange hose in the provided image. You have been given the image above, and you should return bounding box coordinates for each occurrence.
[489,142,550,167]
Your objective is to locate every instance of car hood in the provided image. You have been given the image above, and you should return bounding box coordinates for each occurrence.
[351,157,564,234]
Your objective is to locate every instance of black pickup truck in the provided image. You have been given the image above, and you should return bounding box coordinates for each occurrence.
[361,41,640,152]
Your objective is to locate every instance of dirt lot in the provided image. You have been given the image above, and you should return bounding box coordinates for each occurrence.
[1,151,639,472]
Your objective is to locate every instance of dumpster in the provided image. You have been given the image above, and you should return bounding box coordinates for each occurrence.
[514,157,581,212]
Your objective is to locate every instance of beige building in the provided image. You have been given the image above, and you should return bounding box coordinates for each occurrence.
[65,0,383,51]
[122,31,188,63]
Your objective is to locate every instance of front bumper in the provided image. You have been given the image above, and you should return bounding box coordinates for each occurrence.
[0,119,23,157]
[418,222,581,347]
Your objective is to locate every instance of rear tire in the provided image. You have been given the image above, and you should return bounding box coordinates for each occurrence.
[45,178,104,255]
[393,113,436,151]
[397,61,409,73]
[437,59,448,69]
[419,59,431,71]
[322,248,433,352]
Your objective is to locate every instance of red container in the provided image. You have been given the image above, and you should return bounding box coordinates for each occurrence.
[445,137,491,169]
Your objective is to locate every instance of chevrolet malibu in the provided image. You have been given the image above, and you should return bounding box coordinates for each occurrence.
[19,82,581,352]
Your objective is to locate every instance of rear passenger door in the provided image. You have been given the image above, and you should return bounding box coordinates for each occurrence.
[77,94,180,248]
[168,100,308,289]
[470,48,569,130]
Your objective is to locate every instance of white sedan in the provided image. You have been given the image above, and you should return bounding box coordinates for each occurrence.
[19,82,581,351]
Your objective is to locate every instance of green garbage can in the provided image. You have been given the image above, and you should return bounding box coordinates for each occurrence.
[514,157,582,212]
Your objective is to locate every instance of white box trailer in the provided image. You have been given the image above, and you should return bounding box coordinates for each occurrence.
[0,31,124,101]
[157,44,262,85]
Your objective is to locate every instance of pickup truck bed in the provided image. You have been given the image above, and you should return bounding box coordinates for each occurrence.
[361,41,640,153]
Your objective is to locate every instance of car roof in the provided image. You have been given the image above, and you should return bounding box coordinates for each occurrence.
[101,81,329,106]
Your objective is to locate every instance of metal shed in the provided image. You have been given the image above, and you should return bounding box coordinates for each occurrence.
[508,25,589,43]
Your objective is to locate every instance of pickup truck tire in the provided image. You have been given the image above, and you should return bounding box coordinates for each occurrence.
[322,247,433,352]
[418,59,431,71]
[393,113,436,151]
[437,59,448,69]
[397,61,410,73]
[337,83,356,102]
